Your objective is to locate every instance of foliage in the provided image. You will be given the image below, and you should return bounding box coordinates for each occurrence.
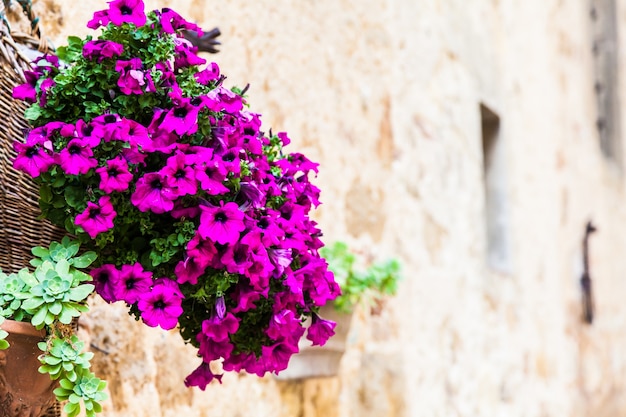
[320,242,401,313]
[10,0,338,396]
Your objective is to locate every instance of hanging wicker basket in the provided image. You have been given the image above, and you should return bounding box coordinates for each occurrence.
[0,0,65,272]
[0,1,65,416]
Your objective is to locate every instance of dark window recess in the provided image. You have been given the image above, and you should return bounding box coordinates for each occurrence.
[591,0,621,163]
[481,104,511,272]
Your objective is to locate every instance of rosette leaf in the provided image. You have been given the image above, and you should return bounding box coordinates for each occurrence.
[53,369,107,417]
[38,335,94,381]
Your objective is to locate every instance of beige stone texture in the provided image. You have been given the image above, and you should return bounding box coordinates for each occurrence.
[14,0,626,415]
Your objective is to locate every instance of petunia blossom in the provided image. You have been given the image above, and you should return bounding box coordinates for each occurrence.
[160,153,197,196]
[107,0,146,27]
[12,71,38,103]
[57,138,98,175]
[306,314,337,347]
[116,58,145,95]
[198,202,246,245]
[13,140,54,178]
[83,40,124,62]
[115,263,153,304]
[96,156,134,193]
[131,172,177,213]
[184,362,222,390]
[90,264,120,303]
[138,280,184,330]
[75,196,117,238]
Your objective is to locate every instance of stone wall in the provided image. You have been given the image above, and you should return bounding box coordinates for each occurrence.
[22,0,626,415]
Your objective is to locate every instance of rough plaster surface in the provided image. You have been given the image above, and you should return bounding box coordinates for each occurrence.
[24,0,626,416]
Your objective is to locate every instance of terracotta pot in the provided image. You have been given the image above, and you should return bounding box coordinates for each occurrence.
[276,305,354,380]
[0,320,57,417]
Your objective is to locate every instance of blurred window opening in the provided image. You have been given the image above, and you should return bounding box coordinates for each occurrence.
[591,0,621,164]
[481,104,512,273]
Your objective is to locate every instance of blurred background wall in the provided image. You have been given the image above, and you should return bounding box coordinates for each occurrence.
[22,0,626,415]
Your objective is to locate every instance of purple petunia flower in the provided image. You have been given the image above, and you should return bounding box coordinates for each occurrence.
[90,264,120,303]
[75,119,104,147]
[198,202,246,245]
[138,279,184,330]
[194,63,220,85]
[57,138,98,175]
[38,78,55,107]
[13,139,54,178]
[174,256,207,285]
[75,196,117,239]
[96,156,134,193]
[200,313,239,343]
[159,8,203,35]
[131,172,177,214]
[174,38,206,69]
[266,309,306,345]
[116,58,145,95]
[87,10,111,29]
[107,0,146,27]
[159,101,199,136]
[115,263,153,304]
[83,40,124,62]
[184,362,222,390]
[12,71,38,103]
[160,153,197,196]
[306,314,337,347]
[194,160,229,195]
[259,341,299,375]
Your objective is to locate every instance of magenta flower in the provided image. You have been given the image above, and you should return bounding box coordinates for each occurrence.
[115,263,153,304]
[58,138,98,175]
[116,58,145,95]
[96,157,133,193]
[194,63,220,85]
[198,202,246,245]
[159,8,202,35]
[306,314,337,346]
[266,310,306,345]
[159,101,199,136]
[13,140,54,178]
[87,10,111,29]
[230,284,261,313]
[131,172,177,214]
[220,242,252,275]
[83,40,124,62]
[75,119,104,147]
[259,341,299,375]
[138,280,184,330]
[38,78,55,107]
[200,313,239,343]
[184,362,222,390]
[206,86,243,113]
[75,196,117,238]
[12,71,38,103]
[107,0,146,27]
[174,39,206,69]
[90,264,120,303]
[195,161,229,195]
[160,153,197,196]
[174,256,207,285]
[186,234,217,264]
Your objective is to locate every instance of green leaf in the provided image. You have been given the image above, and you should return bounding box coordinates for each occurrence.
[22,297,44,311]
[0,340,8,349]
[31,246,50,258]
[69,284,95,302]
[24,105,41,121]
[59,378,74,390]
[31,307,47,327]
[72,252,97,268]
